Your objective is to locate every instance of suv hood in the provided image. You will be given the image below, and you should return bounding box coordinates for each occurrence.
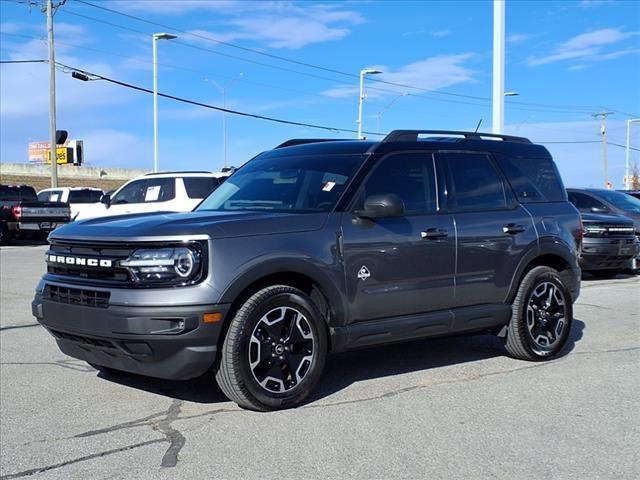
[50,210,330,241]
[580,212,634,226]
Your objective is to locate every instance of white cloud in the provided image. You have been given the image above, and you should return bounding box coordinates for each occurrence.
[111,1,365,49]
[507,33,534,44]
[528,28,638,66]
[321,54,476,99]
[431,30,452,38]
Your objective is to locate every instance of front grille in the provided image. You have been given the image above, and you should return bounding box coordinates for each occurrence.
[44,284,110,308]
[46,240,135,285]
[49,329,116,349]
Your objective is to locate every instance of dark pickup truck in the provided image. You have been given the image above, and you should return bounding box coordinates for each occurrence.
[0,185,70,244]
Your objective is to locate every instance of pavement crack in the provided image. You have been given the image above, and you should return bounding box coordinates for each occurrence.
[0,439,165,480]
[154,399,186,468]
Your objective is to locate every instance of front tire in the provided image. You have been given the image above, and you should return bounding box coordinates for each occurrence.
[503,266,573,361]
[216,285,328,411]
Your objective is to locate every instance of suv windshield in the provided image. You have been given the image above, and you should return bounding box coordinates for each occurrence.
[197,153,365,213]
[596,189,640,214]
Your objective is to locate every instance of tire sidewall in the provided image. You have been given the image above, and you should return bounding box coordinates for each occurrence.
[233,289,327,409]
[518,268,573,358]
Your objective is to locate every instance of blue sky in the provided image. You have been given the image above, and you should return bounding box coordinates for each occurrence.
[1,0,639,188]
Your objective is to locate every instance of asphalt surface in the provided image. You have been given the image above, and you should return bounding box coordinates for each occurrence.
[1,242,639,479]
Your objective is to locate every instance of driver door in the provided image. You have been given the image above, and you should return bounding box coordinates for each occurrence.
[340,152,455,323]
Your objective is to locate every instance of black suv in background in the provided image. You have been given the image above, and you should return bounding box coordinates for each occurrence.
[568,188,640,274]
[33,130,581,411]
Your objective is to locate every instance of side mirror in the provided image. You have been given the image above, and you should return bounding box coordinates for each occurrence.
[354,194,405,219]
[591,206,608,214]
[100,194,111,207]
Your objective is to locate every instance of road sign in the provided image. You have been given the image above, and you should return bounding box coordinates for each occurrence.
[28,140,83,165]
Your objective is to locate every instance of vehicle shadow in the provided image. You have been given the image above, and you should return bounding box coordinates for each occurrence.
[582,272,637,282]
[97,319,585,406]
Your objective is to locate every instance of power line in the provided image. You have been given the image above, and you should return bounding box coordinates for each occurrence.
[70,0,633,114]
[46,11,609,116]
[538,140,640,152]
[56,61,385,136]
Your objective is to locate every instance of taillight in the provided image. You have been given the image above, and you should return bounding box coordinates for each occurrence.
[11,205,21,220]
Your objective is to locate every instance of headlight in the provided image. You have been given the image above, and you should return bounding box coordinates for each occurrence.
[120,247,203,286]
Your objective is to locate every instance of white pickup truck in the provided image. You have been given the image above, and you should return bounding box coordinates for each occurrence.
[74,171,230,221]
[38,187,104,221]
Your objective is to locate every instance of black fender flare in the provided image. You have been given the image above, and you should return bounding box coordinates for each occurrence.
[218,255,348,327]
[504,237,578,303]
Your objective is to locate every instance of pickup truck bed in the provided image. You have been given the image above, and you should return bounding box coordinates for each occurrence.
[1,185,70,244]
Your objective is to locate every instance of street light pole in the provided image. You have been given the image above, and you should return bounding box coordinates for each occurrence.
[207,73,243,169]
[46,0,58,188]
[357,69,382,140]
[492,0,505,134]
[152,32,177,173]
[375,92,408,133]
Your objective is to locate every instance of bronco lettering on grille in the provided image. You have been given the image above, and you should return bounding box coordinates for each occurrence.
[46,254,113,268]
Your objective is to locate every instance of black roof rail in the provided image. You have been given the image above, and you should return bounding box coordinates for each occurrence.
[144,171,214,176]
[382,130,532,144]
[274,138,353,149]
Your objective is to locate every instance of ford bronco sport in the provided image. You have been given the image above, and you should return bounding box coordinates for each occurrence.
[33,130,582,411]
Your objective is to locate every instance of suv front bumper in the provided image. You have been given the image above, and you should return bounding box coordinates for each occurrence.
[32,292,229,380]
[580,237,639,271]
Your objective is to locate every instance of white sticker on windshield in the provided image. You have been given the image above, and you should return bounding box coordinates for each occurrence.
[322,181,336,192]
[51,194,59,202]
[145,185,161,201]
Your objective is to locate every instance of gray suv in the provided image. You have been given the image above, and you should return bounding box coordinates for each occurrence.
[32,130,582,411]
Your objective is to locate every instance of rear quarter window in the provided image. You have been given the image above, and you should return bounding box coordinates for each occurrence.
[494,154,566,203]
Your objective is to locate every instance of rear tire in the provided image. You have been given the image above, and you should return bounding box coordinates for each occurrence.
[216,285,328,411]
[503,266,573,361]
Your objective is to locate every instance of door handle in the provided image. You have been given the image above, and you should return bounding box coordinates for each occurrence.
[421,228,448,239]
[503,223,525,234]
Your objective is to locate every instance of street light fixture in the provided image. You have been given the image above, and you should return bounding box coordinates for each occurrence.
[357,68,382,139]
[206,73,244,169]
[152,32,177,173]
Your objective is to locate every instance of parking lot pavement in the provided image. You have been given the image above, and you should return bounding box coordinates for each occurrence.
[0,245,638,480]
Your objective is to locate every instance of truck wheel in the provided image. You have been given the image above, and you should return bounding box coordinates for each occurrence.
[0,224,10,245]
[216,285,328,411]
[503,266,573,361]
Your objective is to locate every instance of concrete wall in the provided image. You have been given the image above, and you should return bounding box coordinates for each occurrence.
[0,163,149,192]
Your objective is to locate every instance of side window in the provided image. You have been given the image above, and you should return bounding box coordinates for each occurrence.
[494,155,565,202]
[438,153,507,211]
[357,153,436,215]
[38,190,63,202]
[568,192,607,211]
[182,177,221,199]
[111,178,175,204]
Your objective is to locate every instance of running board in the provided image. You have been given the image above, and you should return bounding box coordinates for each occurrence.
[331,304,511,352]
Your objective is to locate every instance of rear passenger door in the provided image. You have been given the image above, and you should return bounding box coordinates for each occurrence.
[341,152,456,322]
[436,152,537,307]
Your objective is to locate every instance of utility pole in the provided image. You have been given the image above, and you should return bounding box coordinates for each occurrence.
[46,0,62,188]
[492,0,505,134]
[626,119,640,190]
[592,111,614,188]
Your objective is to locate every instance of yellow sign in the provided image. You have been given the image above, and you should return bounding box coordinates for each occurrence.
[47,147,72,165]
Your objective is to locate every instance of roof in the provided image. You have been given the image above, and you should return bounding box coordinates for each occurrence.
[264,130,550,158]
[141,171,229,178]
